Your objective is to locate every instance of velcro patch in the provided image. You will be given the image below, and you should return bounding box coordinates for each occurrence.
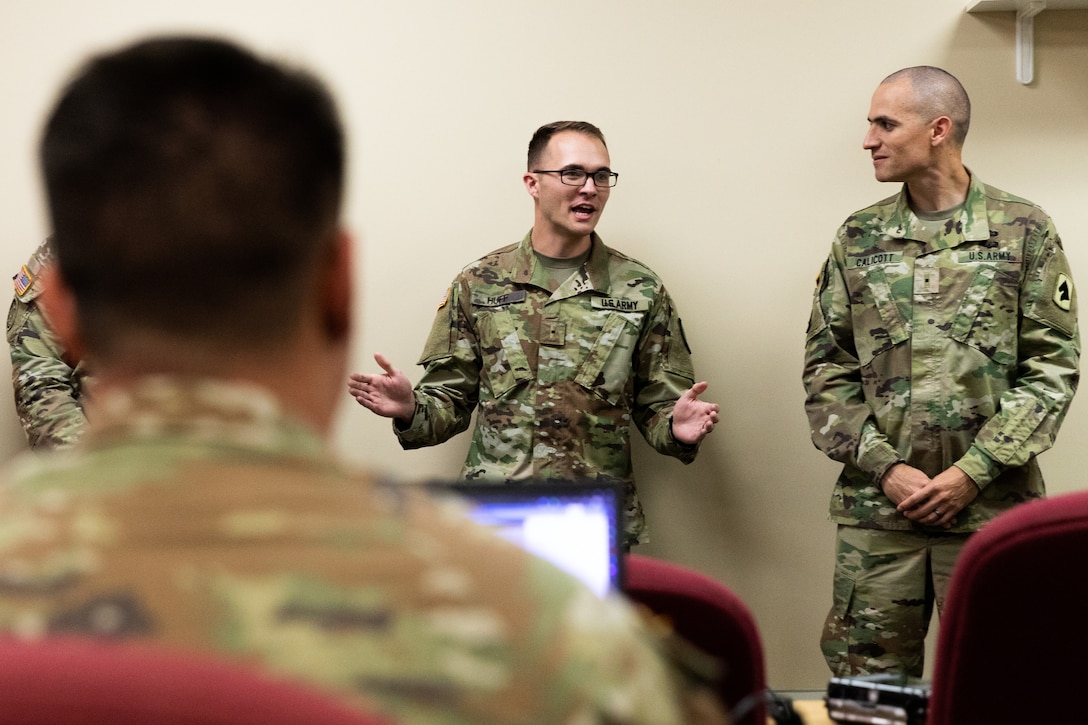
[591,297,649,312]
[848,252,903,269]
[471,290,527,308]
[13,266,33,297]
[1054,273,1073,312]
[953,250,1020,265]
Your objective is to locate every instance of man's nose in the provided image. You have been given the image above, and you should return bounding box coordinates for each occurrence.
[863,127,879,150]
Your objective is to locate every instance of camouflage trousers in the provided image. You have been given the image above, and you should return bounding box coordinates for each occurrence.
[821,525,971,677]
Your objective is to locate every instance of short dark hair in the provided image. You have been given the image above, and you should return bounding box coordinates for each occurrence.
[527,121,607,170]
[41,36,345,353]
[882,66,971,147]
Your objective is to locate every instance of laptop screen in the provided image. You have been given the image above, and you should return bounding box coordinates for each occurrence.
[429,481,625,598]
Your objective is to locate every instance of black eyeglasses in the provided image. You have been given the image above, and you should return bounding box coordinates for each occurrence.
[532,168,619,188]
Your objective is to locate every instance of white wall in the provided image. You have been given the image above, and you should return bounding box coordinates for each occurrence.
[2,0,1086,690]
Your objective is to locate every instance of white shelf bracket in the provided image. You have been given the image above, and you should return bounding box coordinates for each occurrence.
[1016,0,1047,84]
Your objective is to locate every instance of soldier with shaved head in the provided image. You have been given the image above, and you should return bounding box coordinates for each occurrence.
[803,66,1079,676]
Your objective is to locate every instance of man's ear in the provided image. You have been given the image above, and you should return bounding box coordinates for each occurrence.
[523,171,540,200]
[321,228,353,342]
[931,115,954,147]
[38,265,88,362]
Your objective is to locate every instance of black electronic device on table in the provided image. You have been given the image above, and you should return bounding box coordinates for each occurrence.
[825,673,930,725]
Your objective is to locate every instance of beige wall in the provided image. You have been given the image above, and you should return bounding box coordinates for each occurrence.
[2,0,1086,690]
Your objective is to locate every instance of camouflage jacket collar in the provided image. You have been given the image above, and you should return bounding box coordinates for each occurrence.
[882,171,992,252]
[514,230,612,296]
[84,376,326,459]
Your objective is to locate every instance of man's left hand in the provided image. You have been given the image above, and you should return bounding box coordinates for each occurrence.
[897,465,980,528]
[671,381,719,446]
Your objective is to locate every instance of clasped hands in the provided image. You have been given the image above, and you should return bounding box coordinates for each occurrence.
[881,462,980,529]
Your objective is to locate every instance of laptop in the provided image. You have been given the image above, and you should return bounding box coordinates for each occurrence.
[428,480,625,598]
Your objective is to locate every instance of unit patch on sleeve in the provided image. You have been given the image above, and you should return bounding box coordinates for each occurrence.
[1054,273,1073,312]
[13,266,34,297]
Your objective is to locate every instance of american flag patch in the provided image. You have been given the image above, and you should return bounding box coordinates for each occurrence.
[13,266,33,297]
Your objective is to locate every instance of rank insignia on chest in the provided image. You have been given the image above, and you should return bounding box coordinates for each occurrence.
[914,268,940,295]
[540,316,566,347]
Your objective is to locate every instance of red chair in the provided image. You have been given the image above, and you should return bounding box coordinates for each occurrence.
[927,490,1088,724]
[623,554,767,725]
[0,637,396,725]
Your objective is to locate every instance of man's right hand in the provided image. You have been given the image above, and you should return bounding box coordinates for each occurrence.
[347,353,415,423]
[879,463,931,507]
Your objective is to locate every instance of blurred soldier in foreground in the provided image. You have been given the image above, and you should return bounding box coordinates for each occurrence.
[7,236,89,449]
[0,36,725,725]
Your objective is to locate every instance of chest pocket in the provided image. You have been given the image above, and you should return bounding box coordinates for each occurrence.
[474,307,533,399]
[852,264,911,367]
[573,310,643,406]
[948,264,1018,365]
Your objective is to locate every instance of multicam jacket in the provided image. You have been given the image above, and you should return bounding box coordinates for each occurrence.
[0,376,687,725]
[6,238,90,450]
[804,175,1079,532]
[395,231,700,543]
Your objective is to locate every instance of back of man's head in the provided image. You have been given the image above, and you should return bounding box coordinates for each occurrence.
[41,36,345,357]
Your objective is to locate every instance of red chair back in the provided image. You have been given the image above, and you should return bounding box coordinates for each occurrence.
[623,554,767,725]
[928,490,1088,724]
[0,637,395,725]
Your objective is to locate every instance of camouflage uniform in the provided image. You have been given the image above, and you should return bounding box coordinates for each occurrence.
[0,376,690,725]
[6,238,90,450]
[395,231,700,545]
[803,175,1079,675]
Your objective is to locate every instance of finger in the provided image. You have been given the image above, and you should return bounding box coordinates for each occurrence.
[688,381,709,397]
[348,372,374,389]
[902,501,936,521]
[897,495,923,513]
[373,352,399,376]
[929,507,953,527]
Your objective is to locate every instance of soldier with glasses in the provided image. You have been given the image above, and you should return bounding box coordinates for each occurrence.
[349,120,719,546]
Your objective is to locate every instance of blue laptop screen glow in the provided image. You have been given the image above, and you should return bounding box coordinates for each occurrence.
[433,482,624,598]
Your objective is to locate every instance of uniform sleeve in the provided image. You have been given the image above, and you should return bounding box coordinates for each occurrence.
[394,277,479,449]
[631,286,701,463]
[802,240,903,482]
[955,217,1080,487]
[6,296,87,451]
[543,591,692,725]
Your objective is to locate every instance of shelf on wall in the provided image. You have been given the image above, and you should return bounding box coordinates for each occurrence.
[966,0,1088,84]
